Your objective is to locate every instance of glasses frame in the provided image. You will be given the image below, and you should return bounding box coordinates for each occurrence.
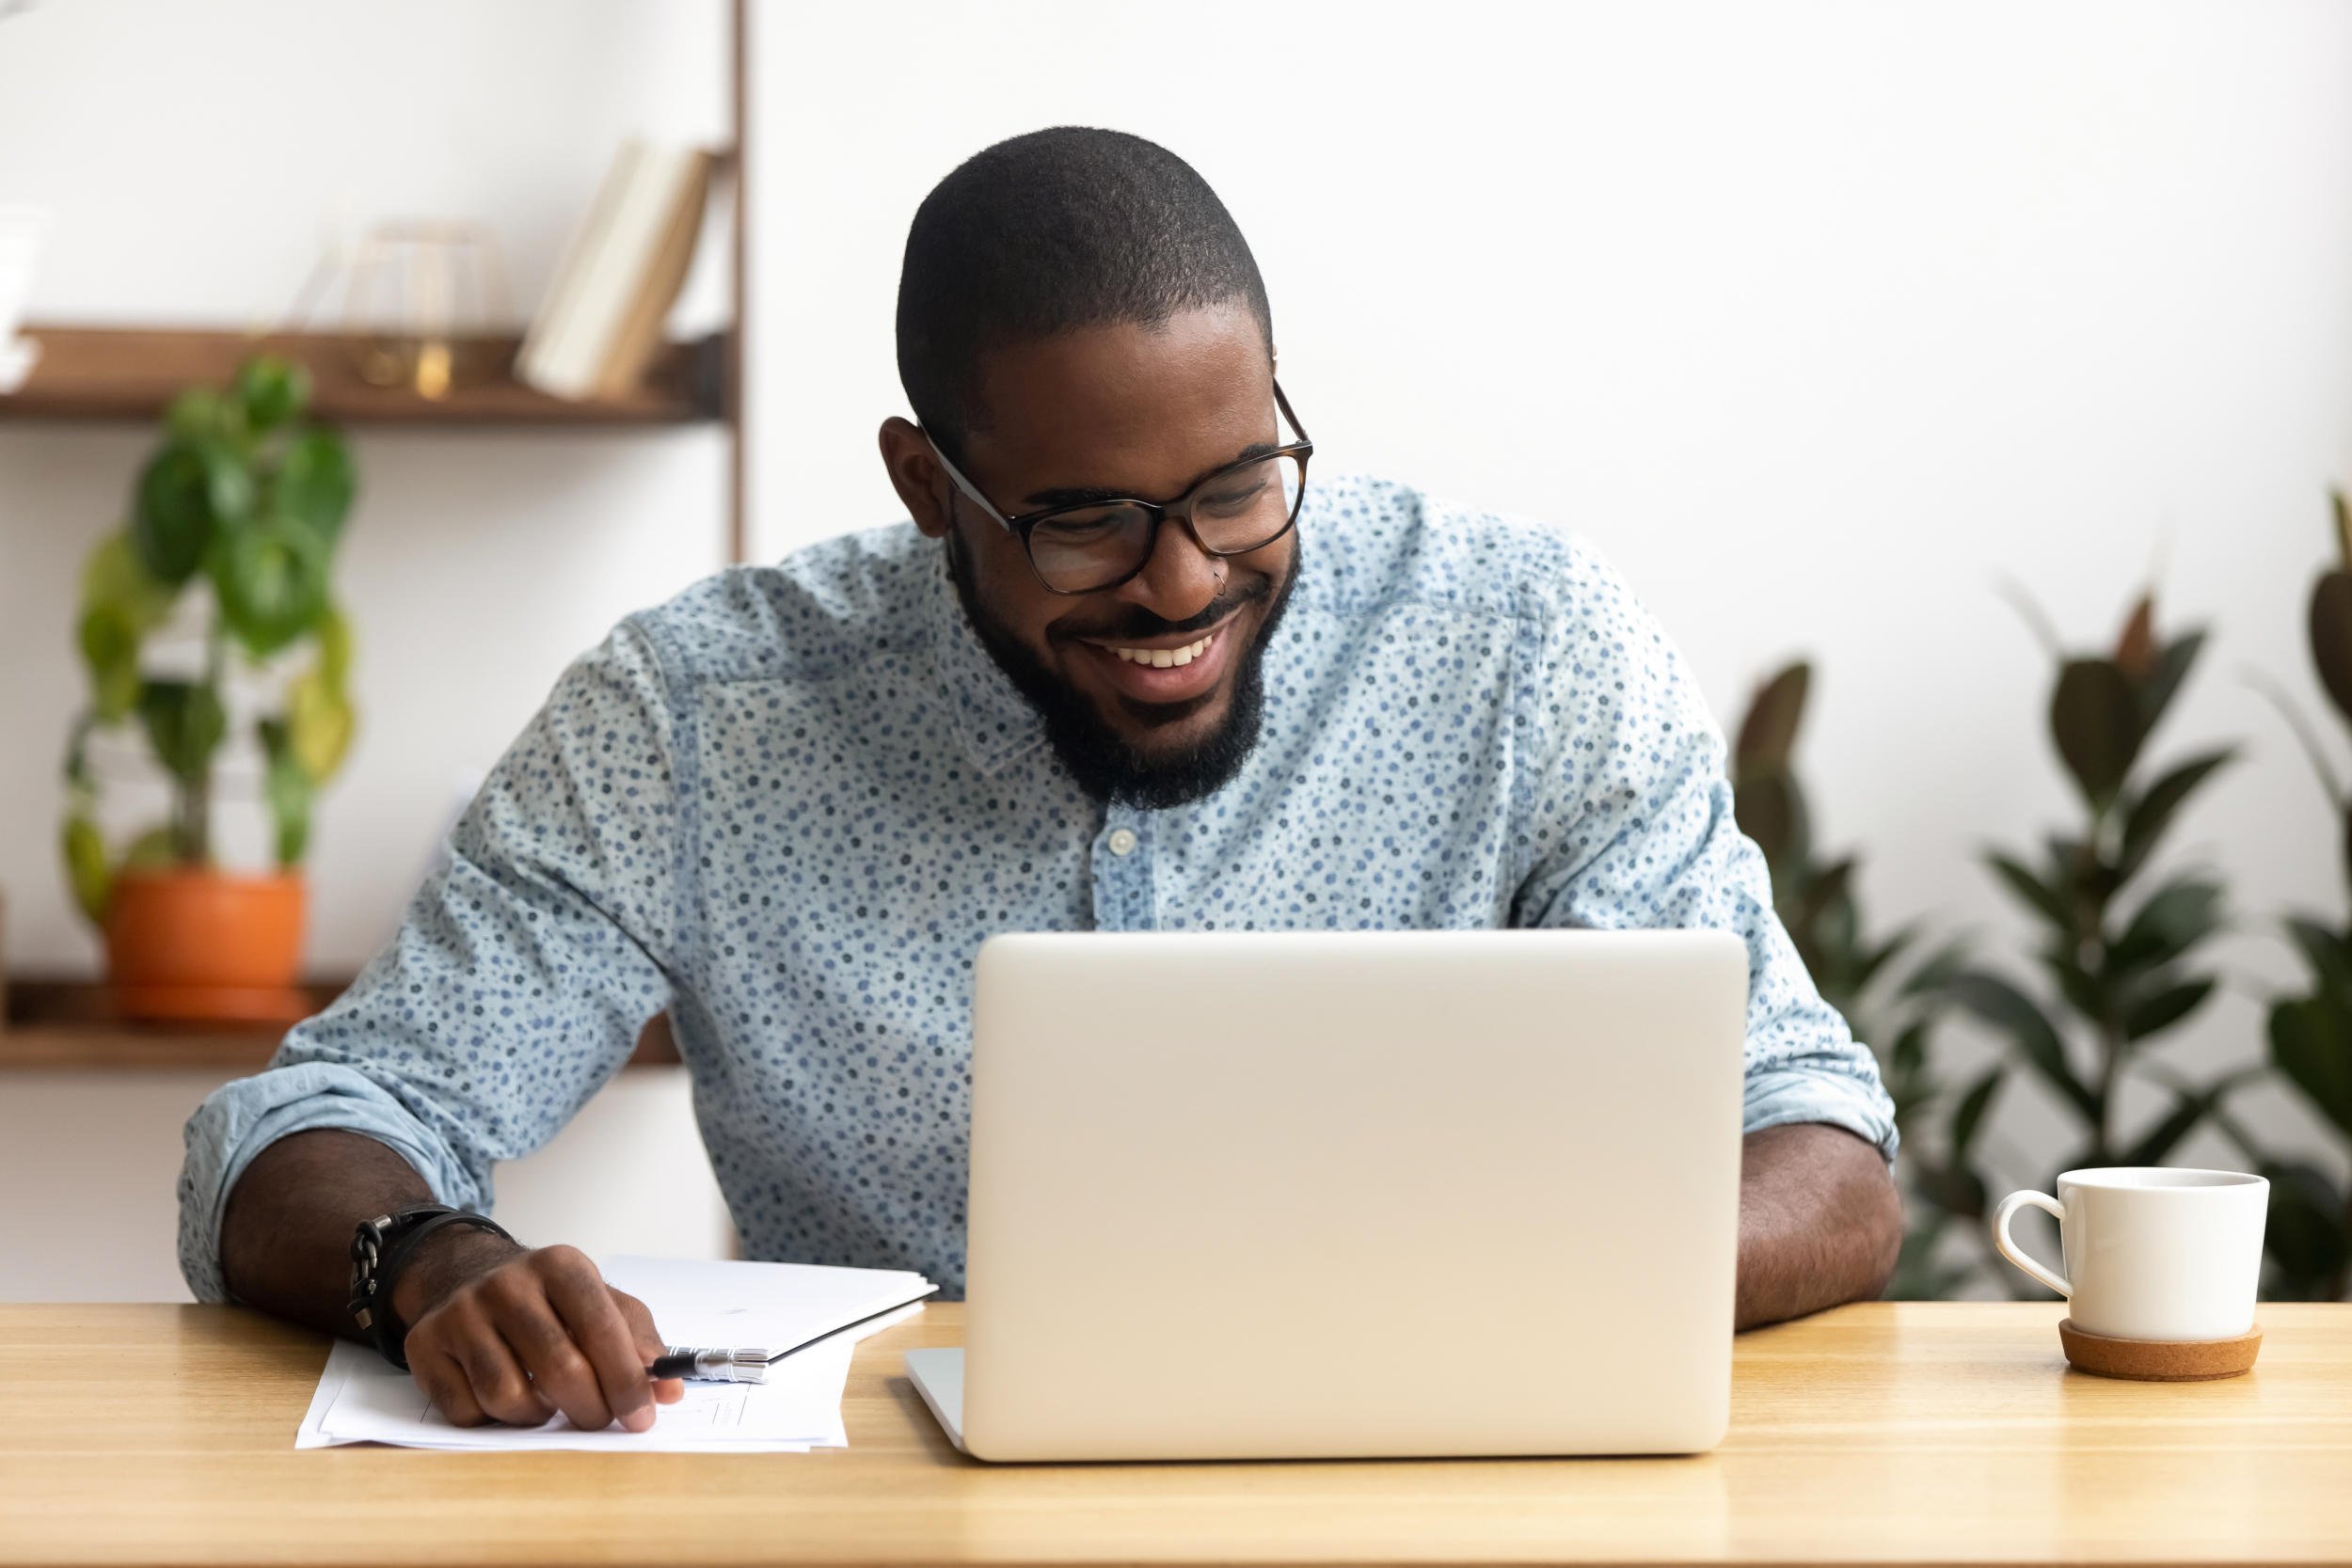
[922,379,1314,595]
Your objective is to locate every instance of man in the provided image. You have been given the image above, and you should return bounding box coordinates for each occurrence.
[181,128,1901,1436]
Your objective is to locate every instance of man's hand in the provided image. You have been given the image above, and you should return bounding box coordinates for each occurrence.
[1735,1121,1903,1331]
[393,1234,686,1431]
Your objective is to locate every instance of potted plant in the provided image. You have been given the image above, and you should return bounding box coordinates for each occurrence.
[1947,583,2246,1273]
[60,355,357,1022]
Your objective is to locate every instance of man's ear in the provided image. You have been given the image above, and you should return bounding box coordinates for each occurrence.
[878,417,952,539]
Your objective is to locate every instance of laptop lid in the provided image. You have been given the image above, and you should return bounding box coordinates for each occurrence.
[958,928,1748,1462]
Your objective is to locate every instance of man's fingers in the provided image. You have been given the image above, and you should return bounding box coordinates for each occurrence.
[490,1285,616,1433]
[609,1287,665,1358]
[448,1313,551,1427]
[410,1342,487,1427]
[610,1288,686,1405]
[540,1248,658,1433]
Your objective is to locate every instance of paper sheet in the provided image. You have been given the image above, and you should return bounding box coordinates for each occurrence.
[295,1254,934,1451]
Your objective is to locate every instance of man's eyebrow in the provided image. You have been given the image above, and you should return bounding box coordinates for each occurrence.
[1020,440,1281,510]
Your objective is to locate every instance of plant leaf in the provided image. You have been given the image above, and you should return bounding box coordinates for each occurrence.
[1735,662,1809,775]
[1889,1021,1925,1079]
[165,385,244,447]
[76,605,142,721]
[276,426,356,549]
[133,438,249,585]
[2118,747,2236,881]
[258,717,312,866]
[1948,1065,2005,1159]
[1850,919,1920,997]
[2114,1070,2248,1166]
[1898,933,1975,999]
[2257,1159,2352,1301]
[80,531,176,632]
[2122,975,2217,1041]
[2050,657,2142,807]
[1946,970,2097,1121]
[2034,940,2108,1024]
[2108,876,2227,976]
[1987,849,2072,930]
[2115,593,2157,680]
[287,667,356,782]
[60,813,110,927]
[2137,629,2207,742]
[2285,915,2352,1001]
[1796,855,1855,933]
[2312,572,2352,731]
[233,355,311,433]
[2269,994,2352,1138]
[2344,799,2352,897]
[1915,1161,1991,1225]
[208,515,330,659]
[315,601,355,691]
[136,679,228,785]
[1734,769,1807,888]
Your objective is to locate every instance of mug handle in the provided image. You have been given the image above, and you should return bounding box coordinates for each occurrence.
[1992,1190,2071,1297]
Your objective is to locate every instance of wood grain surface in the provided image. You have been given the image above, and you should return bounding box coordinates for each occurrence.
[0,326,723,426]
[1,1301,2347,1567]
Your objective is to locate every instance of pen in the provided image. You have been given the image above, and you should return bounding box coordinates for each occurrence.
[643,1287,943,1384]
[647,1346,771,1383]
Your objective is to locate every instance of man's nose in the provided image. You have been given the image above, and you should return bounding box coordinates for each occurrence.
[1116,512,1224,624]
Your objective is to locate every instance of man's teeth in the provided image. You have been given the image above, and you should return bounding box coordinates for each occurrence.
[1109,633,1214,668]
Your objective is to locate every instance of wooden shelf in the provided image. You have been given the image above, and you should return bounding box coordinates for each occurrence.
[0,325,726,427]
[1,1025,294,1071]
[1,978,683,1071]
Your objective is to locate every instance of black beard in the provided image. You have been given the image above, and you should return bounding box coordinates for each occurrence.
[946,529,1298,810]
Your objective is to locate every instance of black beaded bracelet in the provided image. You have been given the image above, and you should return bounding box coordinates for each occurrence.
[347,1205,516,1370]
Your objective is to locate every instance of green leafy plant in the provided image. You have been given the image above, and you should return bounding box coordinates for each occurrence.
[2226,492,2352,1299]
[1730,660,1981,1296]
[61,356,358,922]
[1947,585,2243,1275]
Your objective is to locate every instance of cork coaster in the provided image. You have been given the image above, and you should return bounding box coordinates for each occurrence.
[2058,1319,2263,1381]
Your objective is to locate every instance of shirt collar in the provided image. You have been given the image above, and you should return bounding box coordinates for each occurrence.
[921,537,1048,774]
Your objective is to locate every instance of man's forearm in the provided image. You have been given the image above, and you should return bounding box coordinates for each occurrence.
[1735,1120,1902,1331]
[217,1129,510,1339]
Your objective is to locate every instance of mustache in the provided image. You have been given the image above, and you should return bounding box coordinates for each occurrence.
[1051,572,1274,644]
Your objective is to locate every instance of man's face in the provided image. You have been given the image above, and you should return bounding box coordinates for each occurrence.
[882,304,1300,807]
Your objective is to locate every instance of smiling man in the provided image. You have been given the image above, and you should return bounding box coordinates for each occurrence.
[180,128,1901,1436]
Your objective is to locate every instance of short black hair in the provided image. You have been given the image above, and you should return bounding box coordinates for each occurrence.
[895,127,1273,465]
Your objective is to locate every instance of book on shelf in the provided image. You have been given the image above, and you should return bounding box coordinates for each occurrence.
[518,140,713,401]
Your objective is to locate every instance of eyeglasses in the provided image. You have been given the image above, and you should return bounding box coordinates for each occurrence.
[922,380,1313,595]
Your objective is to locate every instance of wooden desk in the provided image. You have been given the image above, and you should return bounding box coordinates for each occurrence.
[2,1302,2347,1566]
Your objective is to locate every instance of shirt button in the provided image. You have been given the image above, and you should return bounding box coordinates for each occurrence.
[1106,828,1138,857]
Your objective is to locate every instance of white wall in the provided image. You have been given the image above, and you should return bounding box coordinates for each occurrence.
[0,1067,731,1302]
[0,0,737,1296]
[748,1,2352,1209]
[7,0,2352,1299]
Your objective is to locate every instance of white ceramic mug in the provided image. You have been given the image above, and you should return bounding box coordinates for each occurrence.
[1992,1166,2267,1341]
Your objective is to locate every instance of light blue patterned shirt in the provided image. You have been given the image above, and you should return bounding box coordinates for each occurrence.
[179,473,1896,1302]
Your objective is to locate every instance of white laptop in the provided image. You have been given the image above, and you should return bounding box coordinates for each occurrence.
[904,928,1750,1463]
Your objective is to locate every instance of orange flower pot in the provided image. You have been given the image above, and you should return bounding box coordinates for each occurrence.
[104,868,310,1024]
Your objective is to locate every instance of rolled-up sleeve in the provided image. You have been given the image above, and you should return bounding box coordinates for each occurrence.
[1507,561,1898,1164]
[177,619,693,1302]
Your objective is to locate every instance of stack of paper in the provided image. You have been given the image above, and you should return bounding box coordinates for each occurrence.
[295,1255,936,1452]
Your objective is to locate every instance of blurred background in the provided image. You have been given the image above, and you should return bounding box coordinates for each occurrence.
[2,0,2348,1302]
